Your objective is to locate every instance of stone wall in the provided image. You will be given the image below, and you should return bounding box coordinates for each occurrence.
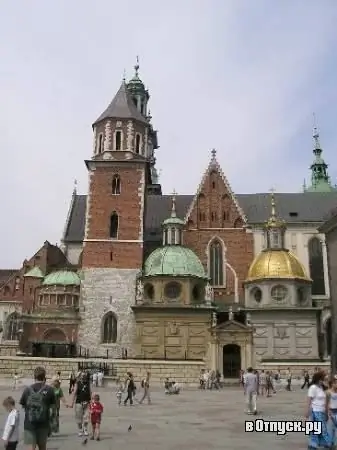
[0,357,205,385]
[79,268,138,358]
[0,342,19,356]
[260,361,330,378]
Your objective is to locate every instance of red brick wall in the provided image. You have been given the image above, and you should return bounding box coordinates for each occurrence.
[183,163,254,305]
[82,163,145,269]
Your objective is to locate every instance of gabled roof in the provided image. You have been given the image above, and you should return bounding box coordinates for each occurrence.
[93,80,149,126]
[214,319,251,332]
[184,152,247,224]
[0,270,18,287]
[62,192,337,243]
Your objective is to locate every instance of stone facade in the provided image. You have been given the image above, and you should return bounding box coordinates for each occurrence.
[250,309,319,362]
[79,268,138,357]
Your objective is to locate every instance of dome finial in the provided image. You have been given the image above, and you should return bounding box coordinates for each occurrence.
[313,112,321,150]
[269,187,276,220]
[73,179,78,195]
[134,56,140,77]
[171,189,177,218]
[122,68,126,81]
[211,148,217,160]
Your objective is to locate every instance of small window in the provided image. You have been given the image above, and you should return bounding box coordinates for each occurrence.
[212,181,216,189]
[133,97,138,107]
[115,131,122,151]
[211,212,217,221]
[199,212,206,221]
[112,175,121,195]
[97,133,104,154]
[223,211,229,221]
[171,228,176,245]
[289,212,298,217]
[135,134,141,154]
[109,212,119,239]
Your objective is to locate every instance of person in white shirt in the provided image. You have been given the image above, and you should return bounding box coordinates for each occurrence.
[244,367,258,415]
[306,370,331,450]
[2,396,20,450]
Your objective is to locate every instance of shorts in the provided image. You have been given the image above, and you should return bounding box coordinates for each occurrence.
[24,428,49,447]
[91,414,102,425]
[75,402,89,424]
[5,442,18,450]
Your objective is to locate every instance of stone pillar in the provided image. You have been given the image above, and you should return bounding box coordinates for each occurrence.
[242,342,246,370]
[321,239,330,298]
[289,324,296,357]
[210,339,218,371]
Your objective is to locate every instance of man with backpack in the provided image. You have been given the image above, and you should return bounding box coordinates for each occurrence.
[19,366,56,450]
[70,371,91,437]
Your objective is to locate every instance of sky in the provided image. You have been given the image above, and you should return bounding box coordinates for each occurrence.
[1,0,337,268]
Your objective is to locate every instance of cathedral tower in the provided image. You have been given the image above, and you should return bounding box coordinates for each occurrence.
[79,62,160,357]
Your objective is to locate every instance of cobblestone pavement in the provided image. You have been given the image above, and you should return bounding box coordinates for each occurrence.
[0,385,308,449]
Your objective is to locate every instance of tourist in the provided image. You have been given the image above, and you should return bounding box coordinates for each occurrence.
[124,373,135,406]
[139,372,151,405]
[69,370,76,394]
[2,396,20,450]
[286,367,292,391]
[92,371,98,388]
[199,369,205,389]
[97,370,104,387]
[19,366,56,450]
[71,371,91,437]
[327,375,337,447]
[302,370,310,389]
[12,372,18,391]
[306,370,331,449]
[50,376,69,435]
[244,367,258,415]
[116,378,124,406]
[259,370,267,396]
[89,393,103,441]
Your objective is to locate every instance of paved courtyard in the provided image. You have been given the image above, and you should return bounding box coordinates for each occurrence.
[0,384,308,449]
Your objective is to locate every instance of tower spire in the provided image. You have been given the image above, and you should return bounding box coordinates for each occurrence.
[304,116,336,193]
[134,56,140,77]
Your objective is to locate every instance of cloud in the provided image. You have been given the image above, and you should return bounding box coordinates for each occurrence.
[0,0,337,266]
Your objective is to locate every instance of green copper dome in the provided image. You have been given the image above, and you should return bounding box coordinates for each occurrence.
[24,266,44,278]
[144,246,207,279]
[162,216,185,226]
[42,271,81,286]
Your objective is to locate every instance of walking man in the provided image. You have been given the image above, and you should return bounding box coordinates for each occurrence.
[71,372,91,437]
[244,367,258,415]
[139,372,151,405]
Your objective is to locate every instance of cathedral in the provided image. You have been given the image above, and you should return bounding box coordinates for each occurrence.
[0,62,337,377]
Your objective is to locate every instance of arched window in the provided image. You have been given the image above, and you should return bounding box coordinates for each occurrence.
[109,212,119,239]
[308,237,325,295]
[209,239,224,286]
[97,133,104,154]
[4,313,19,341]
[135,134,141,154]
[112,175,121,195]
[102,312,117,343]
[115,131,122,150]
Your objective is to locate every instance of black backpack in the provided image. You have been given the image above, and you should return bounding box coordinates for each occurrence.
[26,386,49,424]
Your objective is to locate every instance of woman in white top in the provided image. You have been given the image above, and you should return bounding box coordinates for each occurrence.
[306,370,332,450]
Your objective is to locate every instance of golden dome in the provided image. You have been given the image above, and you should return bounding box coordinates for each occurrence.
[246,249,310,282]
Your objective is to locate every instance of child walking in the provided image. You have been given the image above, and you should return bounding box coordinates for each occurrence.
[89,393,104,441]
[2,396,20,450]
[116,378,124,406]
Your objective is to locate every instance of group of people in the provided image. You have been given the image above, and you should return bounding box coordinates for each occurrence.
[306,370,337,450]
[199,369,222,390]
[1,367,105,450]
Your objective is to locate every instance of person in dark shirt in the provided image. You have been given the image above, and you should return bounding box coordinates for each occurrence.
[71,371,91,437]
[19,366,56,450]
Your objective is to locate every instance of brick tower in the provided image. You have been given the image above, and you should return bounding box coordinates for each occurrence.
[79,62,160,357]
